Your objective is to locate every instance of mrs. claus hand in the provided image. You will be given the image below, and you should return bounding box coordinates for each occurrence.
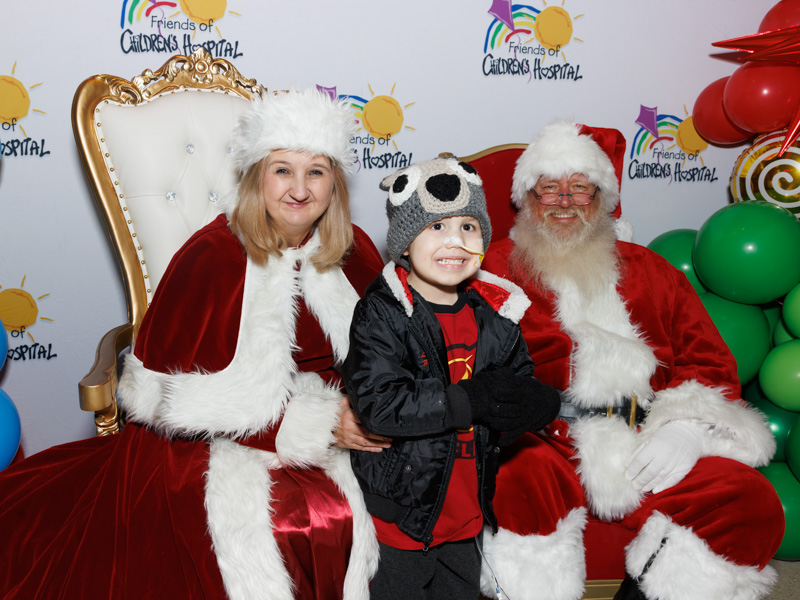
[333,397,392,452]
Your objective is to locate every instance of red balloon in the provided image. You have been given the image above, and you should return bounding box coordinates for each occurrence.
[693,77,754,145]
[723,62,800,133]
[759,0,800,32]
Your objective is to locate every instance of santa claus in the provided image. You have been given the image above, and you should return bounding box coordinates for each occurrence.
[480,120,785,600]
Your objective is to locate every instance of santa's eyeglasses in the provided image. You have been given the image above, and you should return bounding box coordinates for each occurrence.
[529,184,599,206]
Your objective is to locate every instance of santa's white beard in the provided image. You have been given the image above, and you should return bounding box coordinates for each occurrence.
[510,205,620,298]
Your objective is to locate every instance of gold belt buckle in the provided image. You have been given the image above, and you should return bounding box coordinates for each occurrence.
[605,395,638,429]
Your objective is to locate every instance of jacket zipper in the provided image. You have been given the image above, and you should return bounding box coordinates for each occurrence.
[410,299,458,552]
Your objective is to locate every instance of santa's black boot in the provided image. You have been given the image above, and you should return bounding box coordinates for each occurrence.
[613,575,648,600]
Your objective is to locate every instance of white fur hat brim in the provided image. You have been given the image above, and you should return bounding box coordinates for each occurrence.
[512,119,621,214]
[232,89,357,175]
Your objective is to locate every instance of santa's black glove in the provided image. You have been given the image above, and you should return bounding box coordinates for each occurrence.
[492,378,561,446]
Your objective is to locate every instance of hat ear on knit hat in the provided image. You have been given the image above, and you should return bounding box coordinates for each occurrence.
[512,120,625,218]
[383,158,492,270]
[231,89,357,175]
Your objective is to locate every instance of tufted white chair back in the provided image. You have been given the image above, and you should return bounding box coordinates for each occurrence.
[72,49,263,435]
[97,90,245,301]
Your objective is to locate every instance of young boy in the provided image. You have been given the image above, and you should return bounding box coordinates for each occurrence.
[342,158,561,599]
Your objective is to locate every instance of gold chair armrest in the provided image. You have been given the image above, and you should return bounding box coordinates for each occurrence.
[79,323,135,436]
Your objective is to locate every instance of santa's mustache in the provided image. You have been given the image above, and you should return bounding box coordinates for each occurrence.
[542,207,588,222]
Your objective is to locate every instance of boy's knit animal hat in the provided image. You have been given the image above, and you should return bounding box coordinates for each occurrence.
[381,157,492,270]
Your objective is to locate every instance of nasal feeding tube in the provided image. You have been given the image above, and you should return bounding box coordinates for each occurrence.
[443,235,484,267]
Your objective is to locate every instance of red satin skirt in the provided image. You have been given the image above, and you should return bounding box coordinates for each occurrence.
[0,423,352,599]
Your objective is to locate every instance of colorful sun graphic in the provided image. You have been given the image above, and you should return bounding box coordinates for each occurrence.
[121,0,240,38]
[674,106,708,158]
[0,62,44,137]
[631,107,708,165]
[485,1,584,62]
[0,276,52,343]
[346,84,416,151]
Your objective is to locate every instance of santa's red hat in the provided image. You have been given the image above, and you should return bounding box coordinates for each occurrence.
[512,120,627,224]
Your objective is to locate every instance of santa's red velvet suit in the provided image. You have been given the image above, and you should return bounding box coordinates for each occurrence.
[480,238,785,600]
[0,215,381,600]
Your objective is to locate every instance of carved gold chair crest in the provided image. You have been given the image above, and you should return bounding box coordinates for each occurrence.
[72,49,263,435]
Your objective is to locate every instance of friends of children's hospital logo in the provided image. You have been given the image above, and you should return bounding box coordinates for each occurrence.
[119,0,244,58]
[0,275,57,362]
[483,0,584,81]
[628,106,718,184]
[0,62,49,159]
[333,84,416,171]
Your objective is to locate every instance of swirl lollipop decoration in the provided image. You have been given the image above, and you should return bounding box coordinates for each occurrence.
[731,130,800,218]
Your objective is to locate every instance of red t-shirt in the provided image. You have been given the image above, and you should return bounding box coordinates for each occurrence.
[374,293,483,549]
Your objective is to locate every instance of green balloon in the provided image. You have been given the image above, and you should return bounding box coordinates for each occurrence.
[694,201,800,304]
[763,302,782,334]
[647,229,708,295]
[783,282,800,338]
[758,461,800,560]
[773,318,798,346]
[701,293,771,384]
[759,340,800,411]
[745,381,799,461]
[789,425,800,481]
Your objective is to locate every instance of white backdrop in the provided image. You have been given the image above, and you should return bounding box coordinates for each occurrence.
[0,0,774,456]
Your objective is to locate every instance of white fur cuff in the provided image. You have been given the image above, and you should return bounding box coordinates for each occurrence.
[628,512,778,600]
[275,372,342,468]
[572,416,644,520]
[481,507,588,600]
[644,380,775,468]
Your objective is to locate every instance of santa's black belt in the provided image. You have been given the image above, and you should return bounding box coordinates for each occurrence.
[557,396,644,429]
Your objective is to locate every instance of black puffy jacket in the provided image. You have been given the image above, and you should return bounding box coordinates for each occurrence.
[342,264,541,548]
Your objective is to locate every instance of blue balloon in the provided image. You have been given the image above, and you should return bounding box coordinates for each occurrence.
[0,388,21,471]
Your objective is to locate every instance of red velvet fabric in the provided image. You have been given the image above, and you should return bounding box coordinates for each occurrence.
[494,426,785,576]
[0,217,384,599]
[484,238,742,399]
[465,148,525,241]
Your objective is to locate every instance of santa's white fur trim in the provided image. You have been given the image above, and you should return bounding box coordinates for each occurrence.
[642,380,775,467]
[119,230,359,438]
[475,269,531,323]
[627,512,777,600]
[481,507,588,600]
[615,215,635,242]
[571,417,644,520]
[206,438,294,600]
[549,276,656,409]
[512,120,620,213]
[274,372,341,468]
[231,89,357,176]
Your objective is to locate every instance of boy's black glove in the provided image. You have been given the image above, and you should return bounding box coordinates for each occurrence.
[494,378,561,446]
[457,367,516,423]
[457,368,561,445]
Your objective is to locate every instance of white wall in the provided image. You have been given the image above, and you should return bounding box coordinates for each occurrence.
[0,0,772,456]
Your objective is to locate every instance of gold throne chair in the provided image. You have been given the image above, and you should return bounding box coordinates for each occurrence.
[72,49,263,436]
